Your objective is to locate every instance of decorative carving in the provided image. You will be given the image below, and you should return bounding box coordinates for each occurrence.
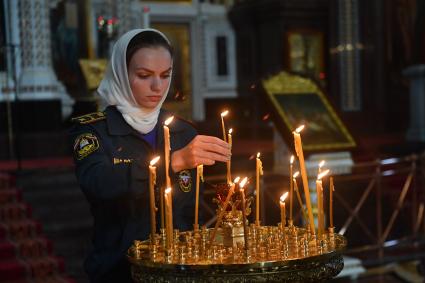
[19,0,52,68]
[334,0,362,111]
[116,0,137,36]
[15,0,74,117]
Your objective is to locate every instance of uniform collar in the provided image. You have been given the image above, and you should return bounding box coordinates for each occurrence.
[105,106,134,135]
[105,106,185,136]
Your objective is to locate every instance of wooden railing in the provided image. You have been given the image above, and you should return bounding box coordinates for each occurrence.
[333,154,424,264]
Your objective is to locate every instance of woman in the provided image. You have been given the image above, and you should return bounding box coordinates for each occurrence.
[70,29,231,283]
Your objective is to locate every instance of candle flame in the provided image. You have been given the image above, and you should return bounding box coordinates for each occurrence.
[293,171,300,178]
[280,192,289,203]
[239,177,248,188]
[319,160,325,168]
[257,152,261,158]
[229,128,233,134]
[165,187,172,194]
[150,156,160,166]
[317,169,330,180]
[164,116,174,126]
[233,176,240,183]
[290,155,294,164]
[221,110,229,117]
[295,125,305,133]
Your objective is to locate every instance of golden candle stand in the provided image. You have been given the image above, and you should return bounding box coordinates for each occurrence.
[128,181,346,282]
[128,215,346,282]
[128,226,345,282]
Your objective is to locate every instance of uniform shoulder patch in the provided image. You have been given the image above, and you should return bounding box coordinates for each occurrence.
[71,112,106,125]
[73,133,100,160]
[178,170,192,193]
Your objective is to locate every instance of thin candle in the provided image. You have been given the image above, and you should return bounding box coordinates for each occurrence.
[220,110,228,142]
[161,116,174,230]
[317,169,329,238]
[209,176,240,247]
[293,171,308,225]
[164,187,173,250]
[280,192,289,227]
[164,116,174,188]
[149,156,160,244]
[239,177,249,254]
[289,155,294,223]
[293,125,315,233]
[255,152,263,226]
[330,176,335,228]
[226,129,233,184]
[194,164,204,231]
[316,179,323,238]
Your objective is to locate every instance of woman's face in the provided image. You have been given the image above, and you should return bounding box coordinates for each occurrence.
[128,46,172,110]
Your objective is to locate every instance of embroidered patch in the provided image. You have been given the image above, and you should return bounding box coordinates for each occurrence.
[113,158,132,165]
[73,133,99,160]
[178,170,192,193]
[71,112,106,124]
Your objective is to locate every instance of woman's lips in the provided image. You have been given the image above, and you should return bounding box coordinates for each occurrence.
[146,96,162,102]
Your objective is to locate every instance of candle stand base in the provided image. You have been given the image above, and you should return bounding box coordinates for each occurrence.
[128,226,346,283]
[130,253,343,282]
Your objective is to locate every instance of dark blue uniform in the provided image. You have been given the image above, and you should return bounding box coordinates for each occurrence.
[70,106,200,283]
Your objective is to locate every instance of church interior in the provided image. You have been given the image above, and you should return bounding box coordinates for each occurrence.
[0,0,425,282]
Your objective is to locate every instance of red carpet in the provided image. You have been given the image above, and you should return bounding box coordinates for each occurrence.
[0,173,76,283]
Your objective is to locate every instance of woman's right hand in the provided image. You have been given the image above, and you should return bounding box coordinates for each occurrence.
[171,135,231,172]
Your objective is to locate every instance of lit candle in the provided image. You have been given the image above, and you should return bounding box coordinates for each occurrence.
[316,169,329,238]
[289,155,294,223]
[239,177,249,254]
[194,164,204,232]
[164,187,173,250]
[226,129,233,184]
[293,171,309,225]
[162,116,173,230]
[209,176,240,246]
[220,110,228,142]
[164,116,174,188]
[149,156,160,243]
[293,125,315,233]
[255,152,263,226]
[280,192,289,226]
[329,176,335,228]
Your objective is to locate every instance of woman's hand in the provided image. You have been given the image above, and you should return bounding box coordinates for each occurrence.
[171,135,231,172]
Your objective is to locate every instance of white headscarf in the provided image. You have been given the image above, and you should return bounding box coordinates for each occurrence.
[97,29,172,134]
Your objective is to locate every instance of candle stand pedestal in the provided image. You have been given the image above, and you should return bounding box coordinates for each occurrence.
[128,226,346,282]
[221,210,245,247]
[129,182,346,282]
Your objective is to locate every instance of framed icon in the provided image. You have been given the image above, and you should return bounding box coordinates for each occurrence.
[261,71,355,152]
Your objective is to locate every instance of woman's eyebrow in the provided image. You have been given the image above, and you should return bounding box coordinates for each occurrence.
[135,67,172,73]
